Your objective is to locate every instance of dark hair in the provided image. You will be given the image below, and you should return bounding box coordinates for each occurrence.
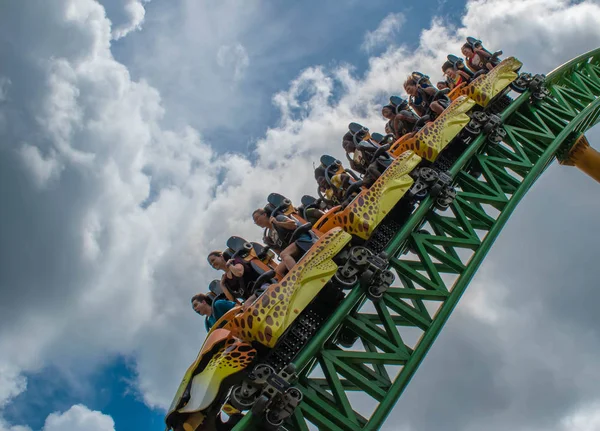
[191,293,212,306]
[207,250,222,263]
[252,208,265,219]
[441,61,454,72]
[403,76,417,88]
[462,43,474,51]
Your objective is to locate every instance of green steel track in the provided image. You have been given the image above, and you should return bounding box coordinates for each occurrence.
[233,47,600,431]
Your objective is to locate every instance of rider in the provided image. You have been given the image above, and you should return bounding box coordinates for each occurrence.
[381,104,419,140]
[342,137,393,187]
[315,169,354,206]
[436,81,450,90]
[441,61,471,89]
[191,293,236,332]
[461,42,498,73]
[252,208,313,277]
[404,75,450,119]
[207,251,262,302]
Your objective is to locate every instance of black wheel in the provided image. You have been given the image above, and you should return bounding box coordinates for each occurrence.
[482,122,495,135]
[380,270,395,285]
[359,269,374,287]
[283,363,296,376]
[464,122,481,136]
[367,285,384,301]
[412,185,428,201]
[419,167,438,183]
[229,386,256,411]
[430,182,443,197]
[472,111,489,123]
[251,395,270,415]
[510,73,531,93]
[488,128,506,144]
[435,198,450,211]
[349,247,370,266]
[287,387,303,402]
[264,410,285,430]
[510,80,528,93]
[337,328,359,347]
[333,271,358,289]
[252,365,274,385]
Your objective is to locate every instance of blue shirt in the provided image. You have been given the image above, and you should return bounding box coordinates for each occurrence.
[205,299,237,332]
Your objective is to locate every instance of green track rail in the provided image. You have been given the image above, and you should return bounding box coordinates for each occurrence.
[233,47,600,431]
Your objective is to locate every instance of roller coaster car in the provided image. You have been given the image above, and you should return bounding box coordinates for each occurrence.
[390,95,482,162]
[164,311,254,431]
[166,227,395,430]
[313,147,457,241]
[461,56,523,109]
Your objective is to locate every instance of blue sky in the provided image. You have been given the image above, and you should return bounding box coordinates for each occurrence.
[1,1,600,431]
[3,359,164,431]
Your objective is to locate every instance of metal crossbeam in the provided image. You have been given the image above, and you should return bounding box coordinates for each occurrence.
[233,47,600,431]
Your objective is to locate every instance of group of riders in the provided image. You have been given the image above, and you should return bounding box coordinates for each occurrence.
[191,37,503,332]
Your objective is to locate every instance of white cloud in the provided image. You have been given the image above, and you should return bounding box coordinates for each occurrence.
[561,401,600,431]
[361,12,405,52]
[43,405,114,431]
[0,366,27,409]
[0,0,600,430]
[102,0,150,40]
[217,43,250,82]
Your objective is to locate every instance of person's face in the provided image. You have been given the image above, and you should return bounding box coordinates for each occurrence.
[404,83,417,97]
[382,107,394,120]
[192,300,211,316]
[253,211,269,228]
[445,68,457,79]
[208,254,226,270]
[461,46,473,57]
[437,82,447,90]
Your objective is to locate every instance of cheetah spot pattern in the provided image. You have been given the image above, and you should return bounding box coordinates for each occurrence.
[224,228,352,348]
[391,97,475,162]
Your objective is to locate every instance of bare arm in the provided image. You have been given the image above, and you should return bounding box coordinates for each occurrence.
[227,261,245,277]
[271,216,298,230]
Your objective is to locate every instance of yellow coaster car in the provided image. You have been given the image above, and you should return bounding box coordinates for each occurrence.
[446,57,523,109]
[313,150,423,240]
[389,96,477,162]
[166,228,371,431]
[462,57,522,109]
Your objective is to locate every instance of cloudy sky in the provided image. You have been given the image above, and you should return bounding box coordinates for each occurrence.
[1,0,600,430]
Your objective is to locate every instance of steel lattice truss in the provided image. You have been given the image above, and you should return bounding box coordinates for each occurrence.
[233,47,600,431]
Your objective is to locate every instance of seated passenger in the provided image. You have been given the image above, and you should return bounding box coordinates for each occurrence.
[437,80,450,90]
[381,105,419,140]
[252,208,314,277]
[207,251,262,302]
[404,75,451,119]
[342,138,393,187]
[316,171,354,206]
[441,61,472,89]
[191,293,236,332]
[461,42,500,73]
